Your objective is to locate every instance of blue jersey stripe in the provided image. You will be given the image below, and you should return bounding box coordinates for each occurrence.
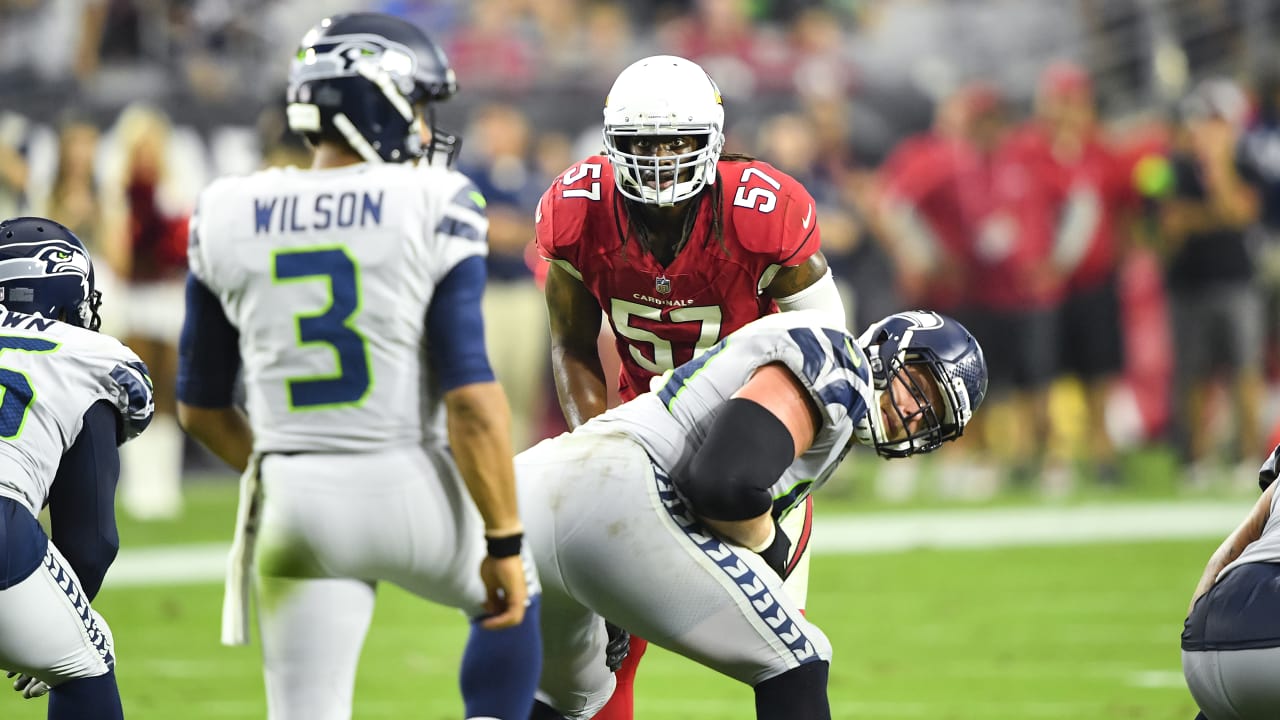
[653,466,821,665]
[658,338,730,411]
[449,185,487,214]
[435,216,484,243]
[821,328,862,375]
[43,546,114,668]
[785,328,827,383]
[815,379,857,411]
[110,362,155,439]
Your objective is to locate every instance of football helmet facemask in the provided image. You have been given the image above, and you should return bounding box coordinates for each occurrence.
[0,217,102,331]
[602,55,725,207]
[854,311,987,459]
[286,12,459,164]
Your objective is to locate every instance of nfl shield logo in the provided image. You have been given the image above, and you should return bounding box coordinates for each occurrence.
[655,275,671,295]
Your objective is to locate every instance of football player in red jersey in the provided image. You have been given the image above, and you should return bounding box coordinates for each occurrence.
[534,55,846,720]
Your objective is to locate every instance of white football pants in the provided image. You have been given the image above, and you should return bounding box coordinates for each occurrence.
[251,445,537,720]
[516,430,832,720]
[0,541,114,686]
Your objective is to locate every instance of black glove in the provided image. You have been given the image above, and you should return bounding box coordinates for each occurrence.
[756,520,793,579]
[604,621,630,673]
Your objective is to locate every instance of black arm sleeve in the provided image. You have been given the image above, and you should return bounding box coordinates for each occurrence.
[676,398,796,521]
[176,273,241,408]
[47,400,122,601]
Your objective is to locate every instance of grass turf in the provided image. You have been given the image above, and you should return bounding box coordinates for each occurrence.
[5,477,1211,719]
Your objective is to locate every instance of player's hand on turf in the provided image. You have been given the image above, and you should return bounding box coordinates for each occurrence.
[479,554,529,630]
[7,671,50,699]
[604,621,630,673]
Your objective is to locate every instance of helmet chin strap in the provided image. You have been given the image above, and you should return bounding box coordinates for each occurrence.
[854,385,889,450]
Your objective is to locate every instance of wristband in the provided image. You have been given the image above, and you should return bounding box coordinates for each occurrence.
[486,532,523,558]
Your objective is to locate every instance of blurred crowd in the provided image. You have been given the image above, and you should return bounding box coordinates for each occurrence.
[4,0,1280,504]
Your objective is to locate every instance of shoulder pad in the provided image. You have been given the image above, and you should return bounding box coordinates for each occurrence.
[535,156,612,270]
[722,160,820,265]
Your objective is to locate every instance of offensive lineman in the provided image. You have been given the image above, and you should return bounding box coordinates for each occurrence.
[174,14,540,720]
[0,217,155,720]
[536,55,847,717]
[521,309,988,719]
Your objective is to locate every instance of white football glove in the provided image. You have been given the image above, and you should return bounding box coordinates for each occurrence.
[7,671,50,699]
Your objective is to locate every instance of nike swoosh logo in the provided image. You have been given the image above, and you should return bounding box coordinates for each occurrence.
[801,203,813,229]
[535,205,543,223]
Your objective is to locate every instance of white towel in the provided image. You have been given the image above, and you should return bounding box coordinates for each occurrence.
[221,454,262,646]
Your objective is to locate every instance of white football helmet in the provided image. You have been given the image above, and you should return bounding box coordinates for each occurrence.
[602,55,725,206]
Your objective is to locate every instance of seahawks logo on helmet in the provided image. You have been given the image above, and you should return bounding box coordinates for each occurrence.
[0,217,102,330]
[286,13,460,165]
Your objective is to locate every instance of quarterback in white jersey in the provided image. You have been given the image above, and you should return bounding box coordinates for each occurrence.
[187,156,483,452]
[175,13,540,720]
[519,309,987,720]
[0,217,154,720]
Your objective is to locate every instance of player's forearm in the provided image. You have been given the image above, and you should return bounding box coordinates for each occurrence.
[176,403,253,472]
[1190,484,1275,611]
[703,513,775,550]
[550,345,608,428]
[445,382,522,534]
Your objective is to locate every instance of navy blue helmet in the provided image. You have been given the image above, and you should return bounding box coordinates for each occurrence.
[0,217,101,331]
[286,13,459,164]
[855,310,987,458]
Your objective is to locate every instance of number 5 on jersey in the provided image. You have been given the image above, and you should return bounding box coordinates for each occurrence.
[0,336,58,439]
[273,248,372,410]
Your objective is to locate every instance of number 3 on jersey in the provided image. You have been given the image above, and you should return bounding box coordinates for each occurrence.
[273,248,372,410]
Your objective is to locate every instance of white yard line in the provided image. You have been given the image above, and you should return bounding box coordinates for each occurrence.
[809,500,1248,554]
[103,500,1248,589]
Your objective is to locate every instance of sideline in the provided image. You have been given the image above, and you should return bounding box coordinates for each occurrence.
[103,500,1247,588]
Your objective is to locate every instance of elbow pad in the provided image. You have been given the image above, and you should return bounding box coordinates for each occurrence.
[677,398,795,521]
[774,269,847,328]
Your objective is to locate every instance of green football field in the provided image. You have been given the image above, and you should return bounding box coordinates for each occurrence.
[4,478,1222,719]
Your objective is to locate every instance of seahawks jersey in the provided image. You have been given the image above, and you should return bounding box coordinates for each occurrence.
[581,310,872,519]
[1219,490,1280,579]
[0,309,153,515]
[190,162,487,453]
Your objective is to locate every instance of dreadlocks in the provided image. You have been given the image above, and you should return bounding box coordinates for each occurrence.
[611,151,756,266]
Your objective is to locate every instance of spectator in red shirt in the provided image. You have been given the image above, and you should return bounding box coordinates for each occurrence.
[876,83,1009,498]
[1013,61,1140,484]
[877,84,1001,315]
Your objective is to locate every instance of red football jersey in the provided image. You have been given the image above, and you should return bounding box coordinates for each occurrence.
[878,133,986,311]
[536,156,821,400]
[1012,123,1139,292]
[966,131,1072,310]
